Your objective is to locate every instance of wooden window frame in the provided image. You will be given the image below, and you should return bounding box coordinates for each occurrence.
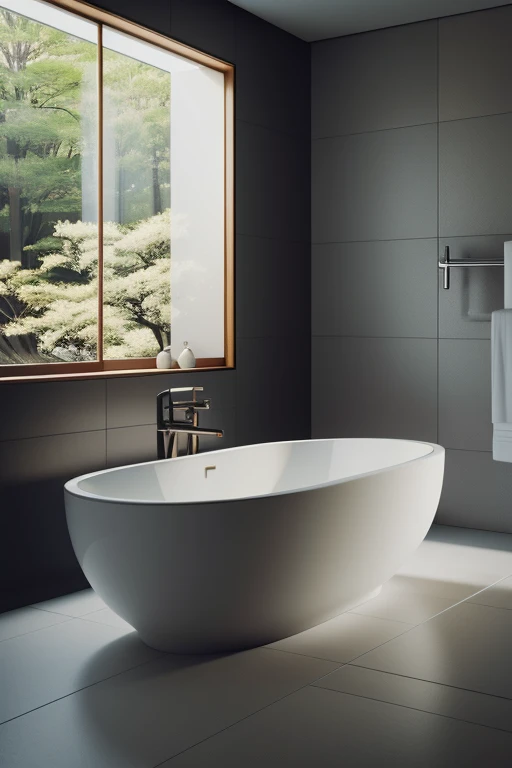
[0,0,234,383]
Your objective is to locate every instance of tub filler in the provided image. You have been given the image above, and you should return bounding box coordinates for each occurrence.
[64,438,444,653]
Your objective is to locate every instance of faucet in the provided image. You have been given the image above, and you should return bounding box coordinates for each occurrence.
[156,386,224,459]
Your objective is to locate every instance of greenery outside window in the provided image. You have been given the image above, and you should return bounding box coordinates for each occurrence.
[0,0,234,381]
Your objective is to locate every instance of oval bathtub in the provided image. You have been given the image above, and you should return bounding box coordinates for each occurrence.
[64,438,444,653]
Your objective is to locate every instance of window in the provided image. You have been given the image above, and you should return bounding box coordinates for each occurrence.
[0,0,234,380]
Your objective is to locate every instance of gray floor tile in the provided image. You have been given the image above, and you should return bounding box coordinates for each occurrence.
[439,6,512,121]
[80,608,134,631]
[353,601,512,699]
[468,576,512,611]
[311,337,437,442]
[163,685,512,767]
[349,580,456,625]
[312,124,437,243]
[32,589,106,617]
[438,339,492,451]
[313,21,437,137]
[0,649,337,768]
[312,239,437,338]
[317,664,512,733]
[0,618,159,724]
[395,524,512,601]
[0,607,70,643]
[266,611,412,663]
[440,113,512,237]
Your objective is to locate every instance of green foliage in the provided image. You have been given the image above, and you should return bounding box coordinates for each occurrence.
[1,211,171,360]
[0,7,173,362]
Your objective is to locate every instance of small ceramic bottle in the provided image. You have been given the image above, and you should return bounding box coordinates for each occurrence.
[177,341,196,369]
[156,346,174,369]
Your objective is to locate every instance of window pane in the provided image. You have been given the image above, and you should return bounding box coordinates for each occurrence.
[102,29,171,360]
[102,28,226,363]
[0,0,99,366]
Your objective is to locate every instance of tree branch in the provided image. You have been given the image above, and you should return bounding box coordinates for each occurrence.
[39,105,80,122]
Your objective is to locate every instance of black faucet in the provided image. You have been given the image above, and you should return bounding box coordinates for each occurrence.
[156,387,224,459]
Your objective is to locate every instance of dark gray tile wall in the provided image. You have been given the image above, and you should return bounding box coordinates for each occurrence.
[312,9,512,533]
[0,0,311,612]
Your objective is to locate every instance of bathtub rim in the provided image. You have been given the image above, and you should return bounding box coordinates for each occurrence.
[64,437,444,507]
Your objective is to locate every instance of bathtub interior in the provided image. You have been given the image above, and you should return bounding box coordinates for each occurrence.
[70,438,434,505]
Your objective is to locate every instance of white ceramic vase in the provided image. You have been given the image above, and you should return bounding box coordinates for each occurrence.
[177,341,196,369]
[156,347,174,369]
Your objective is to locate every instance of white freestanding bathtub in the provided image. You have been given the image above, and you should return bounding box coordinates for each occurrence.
[64,438,444,653]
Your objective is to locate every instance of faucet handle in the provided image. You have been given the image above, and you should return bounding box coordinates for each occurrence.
[170,386,204,394]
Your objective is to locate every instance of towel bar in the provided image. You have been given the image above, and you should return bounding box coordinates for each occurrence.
[439,246,504,289]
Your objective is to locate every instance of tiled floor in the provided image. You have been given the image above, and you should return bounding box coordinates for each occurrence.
[2,524,512,766]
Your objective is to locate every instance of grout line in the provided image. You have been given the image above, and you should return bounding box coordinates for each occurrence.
[0,427,106,446]
[152,570,512,766]
[312,334,438,340]
[312,334,492,342]
[313,120,438,141]
[312,110,512,143]
[151,658,351,768]
[308,684,512,736]
[0,653,164,729]
[236,116,310,141]
[346,661,512,705]
[237,232,310,245]
[0,617,75,646]
[434,521,512,537]
[312,235,437,245]
[312,233,512,246]
[30,605,107,619]
[341,572,512,671]
[262,646,354,665]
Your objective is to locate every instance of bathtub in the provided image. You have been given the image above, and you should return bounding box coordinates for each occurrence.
[64,438,444,653]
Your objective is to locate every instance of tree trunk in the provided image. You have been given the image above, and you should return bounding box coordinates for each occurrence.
[8,186,22,262]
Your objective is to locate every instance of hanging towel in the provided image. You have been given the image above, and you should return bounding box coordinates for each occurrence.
[492,309,512,462]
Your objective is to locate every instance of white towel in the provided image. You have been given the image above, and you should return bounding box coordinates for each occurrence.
[492,309,512,462]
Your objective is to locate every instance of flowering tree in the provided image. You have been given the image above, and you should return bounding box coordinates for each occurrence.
[0,210,171,360]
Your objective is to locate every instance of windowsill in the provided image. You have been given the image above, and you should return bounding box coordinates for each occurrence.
[0,364,233,384]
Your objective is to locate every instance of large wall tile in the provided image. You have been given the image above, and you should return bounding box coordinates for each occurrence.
[438,340,492,452]
[0,431,106,612]
[170,0,236,62]
[106,370,236,429]
[312,239,437,338]
[237,236,310,338]
[439,6,512,122]
[237,121,310,242]
[439,113,512,237]
[235,7,310,137]
[95,0,171,35]
[0,379,106,442]
[437,449,512,533]
[312,21,437,138]
[237,336,310,445]
[312,337,437,441]
[312,124,437,243]
[439,235,508,340]
[107,424,157,468]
